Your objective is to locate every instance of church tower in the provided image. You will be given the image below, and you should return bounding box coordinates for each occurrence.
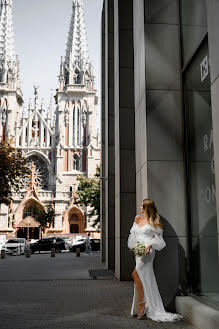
[54,0,100,233]
[56,0,100,182]
[0,0,23,143]
[0,0,100,239]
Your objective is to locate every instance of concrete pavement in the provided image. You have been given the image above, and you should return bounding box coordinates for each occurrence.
[0,252,196,329]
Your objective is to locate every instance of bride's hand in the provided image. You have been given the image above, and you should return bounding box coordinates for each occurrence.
[145,245,152,254]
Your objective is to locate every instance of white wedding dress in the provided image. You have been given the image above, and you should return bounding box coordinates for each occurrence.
[128,222,183,322]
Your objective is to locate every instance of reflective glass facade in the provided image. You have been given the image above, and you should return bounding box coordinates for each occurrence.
[180,0,207,64]
[180,0,219,305]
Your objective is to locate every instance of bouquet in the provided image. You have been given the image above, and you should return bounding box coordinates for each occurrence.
[131,242,147,257]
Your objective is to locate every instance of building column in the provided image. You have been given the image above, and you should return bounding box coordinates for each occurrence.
[143,0,187,310]
[39,119,44,147]
[104,0,115,270]
[27,117,32,147]
[45,127,49,147]
[100,3,106,263]
[114,0,136,280]
[133,0,148,209]
[21,119,26,147]
[206,0,219,253]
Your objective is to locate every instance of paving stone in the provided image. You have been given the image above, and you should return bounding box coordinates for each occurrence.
[0,252,196,329]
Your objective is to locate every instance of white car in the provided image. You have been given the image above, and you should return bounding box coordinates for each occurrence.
[59,237,73,250]
[72,238,86,246]
[0,239,6,252]
[2,238,27,255]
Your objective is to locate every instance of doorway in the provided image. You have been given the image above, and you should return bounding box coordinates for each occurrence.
[70,224,79,233]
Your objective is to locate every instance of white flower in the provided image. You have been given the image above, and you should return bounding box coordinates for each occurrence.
[131,242,146,257]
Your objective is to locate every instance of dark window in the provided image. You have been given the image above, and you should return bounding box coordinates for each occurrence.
[7,239,20,244]
[73,153,80,171]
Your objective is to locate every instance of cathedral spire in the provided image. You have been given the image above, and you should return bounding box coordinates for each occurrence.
[0,0,21,91]
[65,0,89,66]
[59,0,94,89]
[0,0,15,64]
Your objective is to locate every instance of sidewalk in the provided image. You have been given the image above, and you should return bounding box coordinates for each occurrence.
[0,252,196,329]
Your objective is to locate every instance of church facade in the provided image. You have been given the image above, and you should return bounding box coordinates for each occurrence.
[0,0,100,240]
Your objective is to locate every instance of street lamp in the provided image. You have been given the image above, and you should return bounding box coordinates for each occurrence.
[27,219,30,243]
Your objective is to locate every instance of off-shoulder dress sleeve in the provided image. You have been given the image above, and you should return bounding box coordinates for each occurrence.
[127,222,137,249]
[150,226,166,251]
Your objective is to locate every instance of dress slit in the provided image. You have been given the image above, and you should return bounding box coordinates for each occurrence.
[129,222,183,322]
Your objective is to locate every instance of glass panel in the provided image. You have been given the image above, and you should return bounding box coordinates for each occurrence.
[184,40,219,303]
[180,0,207,64]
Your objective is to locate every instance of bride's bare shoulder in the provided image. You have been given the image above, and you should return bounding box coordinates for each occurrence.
[134,215,141,223]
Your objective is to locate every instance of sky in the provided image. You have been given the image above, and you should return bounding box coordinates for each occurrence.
[13,0,103,120]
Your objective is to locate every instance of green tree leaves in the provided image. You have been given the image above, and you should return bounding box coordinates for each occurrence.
[0,142,29,205]
[32,206,55,230]
[75,166,100,231]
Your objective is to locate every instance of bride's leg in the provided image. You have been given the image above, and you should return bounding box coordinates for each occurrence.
[132,268,145,314]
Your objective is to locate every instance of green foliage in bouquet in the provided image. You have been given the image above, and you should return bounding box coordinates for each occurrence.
[131,242,146,257]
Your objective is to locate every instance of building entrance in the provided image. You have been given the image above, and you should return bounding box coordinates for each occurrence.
[17,227,40,240]
[17,216,41,241]
[70,224,79,233]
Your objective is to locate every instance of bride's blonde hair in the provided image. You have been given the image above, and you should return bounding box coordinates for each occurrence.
[142,199,163,229]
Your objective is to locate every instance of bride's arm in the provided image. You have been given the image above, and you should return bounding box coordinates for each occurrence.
[149,227,166,251]
[127,216,139,249]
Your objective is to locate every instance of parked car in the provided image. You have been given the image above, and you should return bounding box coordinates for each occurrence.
[72,238,100,252]
[58,237,73,250]
[2,238,27,255]
[0,239,6,252]
[30,237,69,254]
[72,238,86,251]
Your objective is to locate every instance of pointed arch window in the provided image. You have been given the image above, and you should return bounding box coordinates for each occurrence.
[74,69,81,84]
[44,128,46,144]
[73,153,80,171]
[73,106,75,145]
[65,72,69,85]
[77,107,80,145]
[23,201,43,219]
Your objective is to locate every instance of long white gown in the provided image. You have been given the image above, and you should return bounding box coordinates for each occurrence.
[128,222,183,322]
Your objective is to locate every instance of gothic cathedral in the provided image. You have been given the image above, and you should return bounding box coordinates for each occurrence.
[0,0,100,239]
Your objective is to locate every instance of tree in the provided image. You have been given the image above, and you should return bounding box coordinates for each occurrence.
[75,166,100,231]
[33,206,55,231]
[0,141,29,205]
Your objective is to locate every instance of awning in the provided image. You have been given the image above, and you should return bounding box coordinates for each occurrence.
[17,216,40,228]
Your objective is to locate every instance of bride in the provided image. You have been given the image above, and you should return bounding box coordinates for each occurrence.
[128,198,183,322]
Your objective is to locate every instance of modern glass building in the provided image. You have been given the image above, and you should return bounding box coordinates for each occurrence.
[180,0,219,305]
[101,0,219,327]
